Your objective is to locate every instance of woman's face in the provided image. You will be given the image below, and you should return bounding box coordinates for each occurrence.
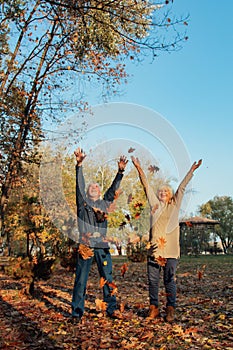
[157,187,172,203]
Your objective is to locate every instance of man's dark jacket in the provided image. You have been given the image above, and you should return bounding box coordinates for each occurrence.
[76,165,123,248]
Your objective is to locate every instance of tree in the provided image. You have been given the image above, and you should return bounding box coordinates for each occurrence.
[0,0,188,246]
[2,160,64,257]
[199,196,233,254]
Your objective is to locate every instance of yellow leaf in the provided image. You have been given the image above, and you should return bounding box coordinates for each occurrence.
[218,314,226,320]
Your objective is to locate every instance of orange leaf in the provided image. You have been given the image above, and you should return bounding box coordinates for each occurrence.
[197,264,206,280]
[99,277,107,288]
[95,298,107,311]
[120,263,128,278]
[185,327,199,334]
[107,281,118,295]
[78,244,94,260]
[198,269,205,280]
[156,237,167,250]
[114,189,123,200]
[156,256,167,267]
[140,331,154,340]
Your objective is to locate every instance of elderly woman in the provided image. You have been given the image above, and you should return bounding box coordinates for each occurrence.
[132,156,202,322]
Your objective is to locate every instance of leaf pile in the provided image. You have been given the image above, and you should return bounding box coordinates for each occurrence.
[0,255,233,349]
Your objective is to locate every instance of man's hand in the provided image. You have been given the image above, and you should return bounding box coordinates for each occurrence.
[118,155,128,172]
[74,147,86,166]
[131,156,141,169]
[191,159,202,173]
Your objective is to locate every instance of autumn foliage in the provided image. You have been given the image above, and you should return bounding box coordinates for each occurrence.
[0,255,232,349]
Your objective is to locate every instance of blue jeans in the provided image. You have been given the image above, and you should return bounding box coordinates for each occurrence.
[71,248,116,317]
[147,257,177,307]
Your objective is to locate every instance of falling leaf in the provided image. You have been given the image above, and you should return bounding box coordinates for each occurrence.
[148,165,160,173]
[128,147,135,153]
[120,263,128,278]
[198,271,203,280]
[93,207,107,222]
[78,244,94,260]
[135,213,141,220]
[156,237,167,250]
[156,256,167,267]
[114,189,123,200]
[107,281,118,295]
[99,277,107,288]
[95,298,107,311]
[197,264,206,280]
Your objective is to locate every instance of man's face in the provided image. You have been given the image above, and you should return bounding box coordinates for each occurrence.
[157,187,172,203]
[87,183,101,200]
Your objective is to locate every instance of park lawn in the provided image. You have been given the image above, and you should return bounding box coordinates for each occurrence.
[0,255,232,349]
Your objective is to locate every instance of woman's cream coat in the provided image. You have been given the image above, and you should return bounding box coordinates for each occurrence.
[136,166,193,259]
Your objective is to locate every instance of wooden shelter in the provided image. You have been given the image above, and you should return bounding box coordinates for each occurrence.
[179,216,220,255]
[179,216,219,229]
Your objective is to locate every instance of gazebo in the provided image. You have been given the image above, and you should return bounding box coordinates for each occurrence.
[179,216,220,255]
[179,216,220,229]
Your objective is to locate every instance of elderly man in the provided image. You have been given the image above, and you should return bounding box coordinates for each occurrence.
[71,148,128,321]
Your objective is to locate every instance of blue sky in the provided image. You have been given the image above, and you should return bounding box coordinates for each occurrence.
[79,0,233,216]
[48,0,233,218]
